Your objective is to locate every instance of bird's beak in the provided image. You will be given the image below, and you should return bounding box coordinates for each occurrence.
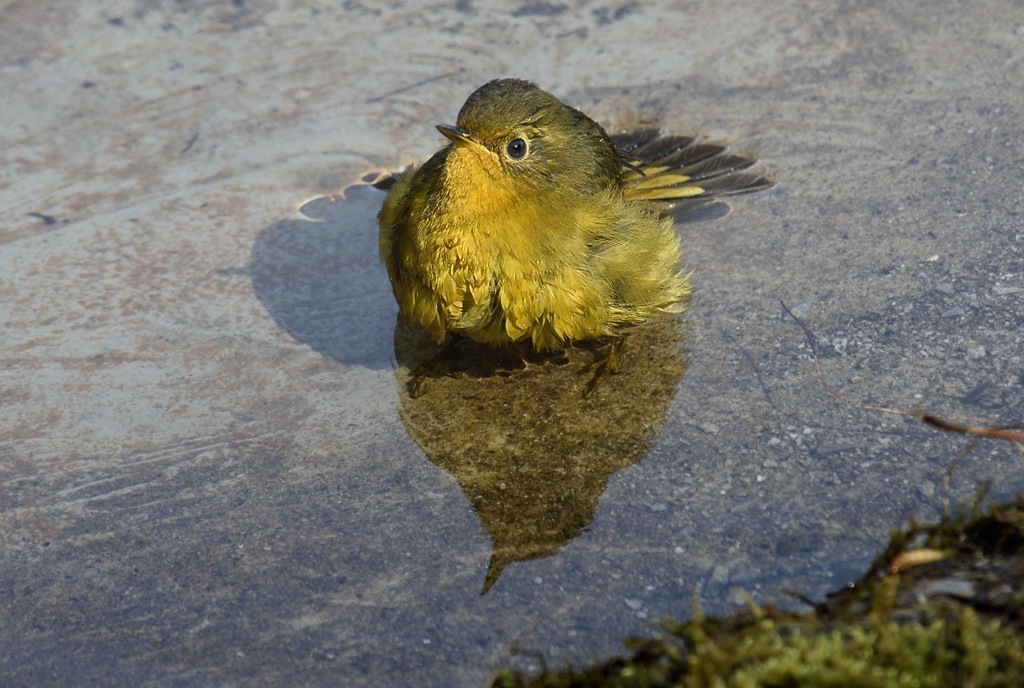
[437,124,475,147]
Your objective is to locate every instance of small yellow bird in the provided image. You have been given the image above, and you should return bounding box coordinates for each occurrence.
[378,78,770,396]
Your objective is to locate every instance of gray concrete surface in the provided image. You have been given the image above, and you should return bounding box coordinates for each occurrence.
[2,1,1022,686]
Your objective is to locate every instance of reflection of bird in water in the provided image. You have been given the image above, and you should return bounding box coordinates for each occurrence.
[377,79,771,591]
[392,312,689,593]
[377,78,771,397]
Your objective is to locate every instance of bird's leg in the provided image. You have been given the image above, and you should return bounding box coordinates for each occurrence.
[410,336,465,398]
[580,335,626,398]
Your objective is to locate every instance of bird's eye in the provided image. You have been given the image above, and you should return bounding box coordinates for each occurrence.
[506,138,528,160]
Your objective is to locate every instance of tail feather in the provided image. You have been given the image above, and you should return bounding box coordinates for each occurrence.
[613,129,773,207]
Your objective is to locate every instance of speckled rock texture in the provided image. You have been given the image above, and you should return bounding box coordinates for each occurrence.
[1,2,1021,686]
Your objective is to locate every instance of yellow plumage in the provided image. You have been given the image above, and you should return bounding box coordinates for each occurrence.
[377,78,770,393]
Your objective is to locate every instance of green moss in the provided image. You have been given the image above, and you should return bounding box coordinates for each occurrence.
[492,493,1024,688]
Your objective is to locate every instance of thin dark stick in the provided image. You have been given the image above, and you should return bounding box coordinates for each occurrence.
[779,301,1024,490]
[915,409,1024,443]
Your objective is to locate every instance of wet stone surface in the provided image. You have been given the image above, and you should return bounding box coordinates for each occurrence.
[1,2,1023,686]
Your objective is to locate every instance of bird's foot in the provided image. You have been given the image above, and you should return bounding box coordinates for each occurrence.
[410,337,464,398]
[579,336,625,398]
